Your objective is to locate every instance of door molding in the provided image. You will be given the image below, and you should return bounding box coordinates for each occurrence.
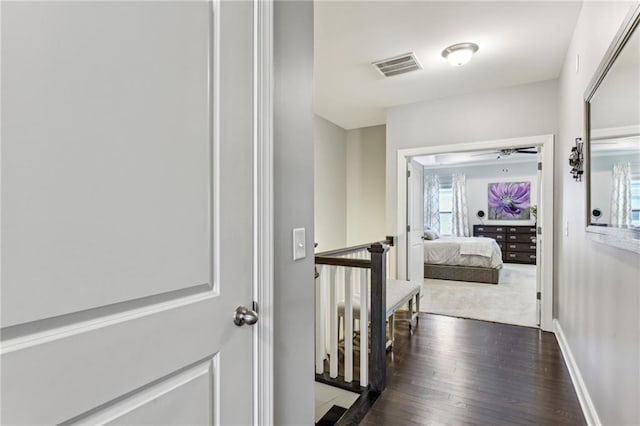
[396,134,555,331]
[253,0,274,424]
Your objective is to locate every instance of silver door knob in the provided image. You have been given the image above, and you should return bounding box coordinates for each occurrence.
[234,305,259,326]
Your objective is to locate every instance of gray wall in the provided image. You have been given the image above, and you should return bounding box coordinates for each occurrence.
[314,119,387,250]
[274,1,315,424]
[315,115,347,251]
[346,125,386,245]
[385,79,558,243]
[556,2,640,424]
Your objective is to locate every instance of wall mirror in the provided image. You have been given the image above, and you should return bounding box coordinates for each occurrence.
[585,4,640,253]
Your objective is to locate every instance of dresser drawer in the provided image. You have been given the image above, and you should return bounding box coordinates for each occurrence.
[505,252,537,263]
[474,225,506,233]
[507,226,537,234]
[476,233,505,241]
[506,242,537,252]
[506,233,536,243]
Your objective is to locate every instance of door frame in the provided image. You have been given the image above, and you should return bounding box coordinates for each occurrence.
[253,0,274,424]
[395,134,555,331]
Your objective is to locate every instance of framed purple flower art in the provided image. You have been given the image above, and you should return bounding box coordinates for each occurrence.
[488,182,531,220]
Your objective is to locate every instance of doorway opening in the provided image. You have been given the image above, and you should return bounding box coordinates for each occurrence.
[397,135,555,331]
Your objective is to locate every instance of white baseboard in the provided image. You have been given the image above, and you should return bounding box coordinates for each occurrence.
[553,319,601,426]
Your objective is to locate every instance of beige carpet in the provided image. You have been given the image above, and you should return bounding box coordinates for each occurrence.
[420,263,537,327]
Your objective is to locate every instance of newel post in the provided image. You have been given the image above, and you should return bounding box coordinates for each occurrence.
[368,242,388,394]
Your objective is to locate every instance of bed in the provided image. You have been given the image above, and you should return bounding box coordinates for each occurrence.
[423,236,503,284]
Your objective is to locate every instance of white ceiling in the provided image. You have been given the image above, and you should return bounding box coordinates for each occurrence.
[314,1,583,130]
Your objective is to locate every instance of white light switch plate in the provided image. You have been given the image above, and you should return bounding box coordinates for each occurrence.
[293,228,306,261]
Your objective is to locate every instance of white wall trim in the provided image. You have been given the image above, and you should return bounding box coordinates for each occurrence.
[395,134,555,330]
[253,0,274,424]
[554,319,602,426]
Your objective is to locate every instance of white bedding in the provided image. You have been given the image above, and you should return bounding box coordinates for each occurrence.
[424,236,503,269]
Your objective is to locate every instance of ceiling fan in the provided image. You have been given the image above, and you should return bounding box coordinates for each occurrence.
[465,147,538,160]
[493,147,538,159]
[431,146,539,165]
[462,146,538,160]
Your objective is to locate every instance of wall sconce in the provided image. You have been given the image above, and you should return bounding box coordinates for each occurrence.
[569,137,584,181]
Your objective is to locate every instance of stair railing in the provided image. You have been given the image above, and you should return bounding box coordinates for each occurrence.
[314,237,393,394]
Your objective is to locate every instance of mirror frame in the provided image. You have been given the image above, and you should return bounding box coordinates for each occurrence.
[584,3,640,254]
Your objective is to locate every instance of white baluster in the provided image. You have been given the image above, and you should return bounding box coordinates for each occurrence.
[344,267,353,383]
[360,268,369,387]
[315,265,324,375]
[329,266,338,378]
[353,252,361,298]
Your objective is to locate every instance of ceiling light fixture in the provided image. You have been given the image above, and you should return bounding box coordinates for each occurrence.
[441,42,479,66]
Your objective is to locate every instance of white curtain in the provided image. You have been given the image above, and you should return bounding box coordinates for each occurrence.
[610,162,632,227]
[424,174,440,232]
[451,173,470,237]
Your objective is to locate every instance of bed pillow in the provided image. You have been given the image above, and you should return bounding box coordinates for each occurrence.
[424,229,440,240]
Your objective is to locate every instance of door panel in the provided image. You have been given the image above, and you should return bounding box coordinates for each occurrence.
[75,357,217,426]
[2,296,223,424]
[1,1,254,424]
[1,1,212,327]
[407,160,424,283]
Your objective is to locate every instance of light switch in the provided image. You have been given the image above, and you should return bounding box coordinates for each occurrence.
[293,228,306,261]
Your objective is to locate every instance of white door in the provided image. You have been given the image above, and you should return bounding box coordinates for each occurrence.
[1,1,256,424]
[406,160,425,284]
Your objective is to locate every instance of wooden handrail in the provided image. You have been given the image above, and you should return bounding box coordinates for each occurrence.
[314,256,372,269]
[315,242,373,257]
[315,236,394,258]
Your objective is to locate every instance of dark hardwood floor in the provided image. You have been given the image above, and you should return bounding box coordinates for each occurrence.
[359,314,586,426]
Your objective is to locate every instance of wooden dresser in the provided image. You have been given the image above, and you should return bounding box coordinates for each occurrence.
[473,225,537,264]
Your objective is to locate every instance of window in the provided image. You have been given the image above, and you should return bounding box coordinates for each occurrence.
[632,180,640,226]
[439,187,453,235]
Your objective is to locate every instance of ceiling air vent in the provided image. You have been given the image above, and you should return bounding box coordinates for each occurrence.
[372,52,422,77]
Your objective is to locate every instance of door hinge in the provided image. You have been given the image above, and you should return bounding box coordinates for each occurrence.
[407,225,411,232]
[536,292,541,300]
[537,226,542,235]
[407,169,411,178]
[537,162,542,170]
